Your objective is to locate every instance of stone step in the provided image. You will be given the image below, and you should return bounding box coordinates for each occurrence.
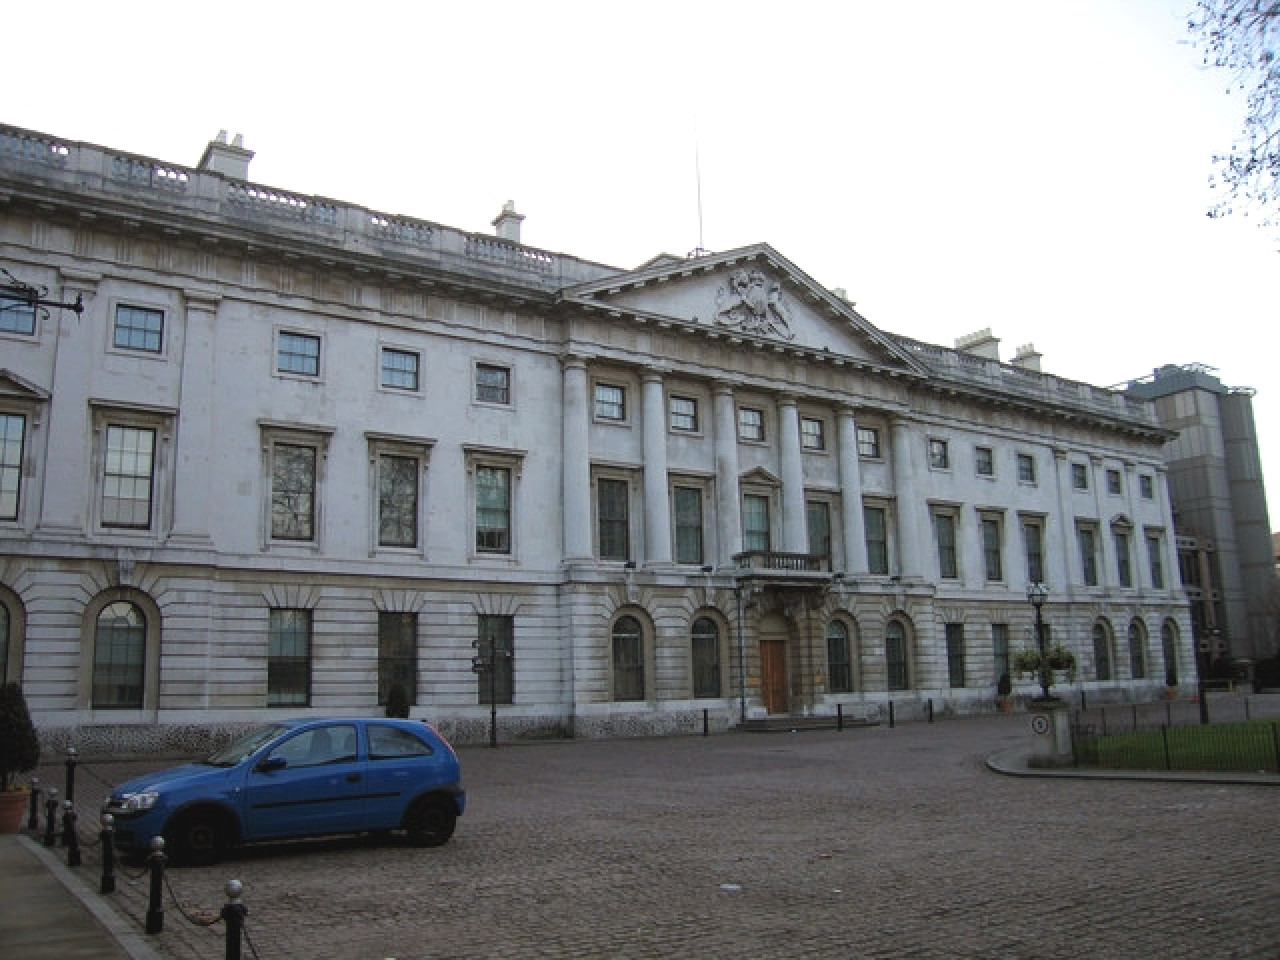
[743,714,881,733]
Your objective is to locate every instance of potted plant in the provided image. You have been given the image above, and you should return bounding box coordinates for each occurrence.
[1012,644,1078,699]
[0,682,40,833]
[996,672,1013,712]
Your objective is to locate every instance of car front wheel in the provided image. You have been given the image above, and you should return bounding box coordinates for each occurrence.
[165,808,229,865]
[404,797,456,847]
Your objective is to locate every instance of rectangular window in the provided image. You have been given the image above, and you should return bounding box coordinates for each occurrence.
[378,612,417,707]
[113,305,164,353]
[945,623,966,688]
[806,501,831,562]
[864,505,889,575]
[981,516,1003,582]
[1147,533,1165,589]
[670,396,698,432]
[0,413,25,521]
[801,417,825,451]
[597,477,629,561]
[886,624,909,691]
[1023,520,1045,584]
[992,623,1011,682]
[476,615,514,705]
[934,512,957,579]
[856,426,881,459]
[594,382,626,421]
[674,486,704,565]
[1107,469,1122,495]
[743,494,771,552]
[271,443,317,541]
[827,624,853,694]
[102,425,156,529]
[475,363,510,404]
[928,438,950,469]
[1140,474,1155,499]
[1017,453,1036,484]
[975,446,994,477]
[475,465,511,553]
[1115,529,1132,587]
[380,348,420,391]
[378,454,419,548]
[1079,526,1099,586]
[612,619,645,701]
[692,620,721,698]
[1,292,37,335]
[1072,463,1089,490]
[738,407,764,442]
[277,331,320,376]
[267,609,311,706]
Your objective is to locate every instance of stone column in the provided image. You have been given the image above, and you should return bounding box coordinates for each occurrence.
[836,408,868,575]
[713,384,742,565]
[562,357,592,561]
[889,417,921,578]
[1050,449,1075,591]
[169,290,221,545]
[641,372,672,566]
[1091,455,1114,588]
[777,395,806,554]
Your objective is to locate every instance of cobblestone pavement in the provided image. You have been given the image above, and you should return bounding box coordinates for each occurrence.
[36,714,1280,959]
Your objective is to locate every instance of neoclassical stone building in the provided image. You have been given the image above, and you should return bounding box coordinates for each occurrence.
[0,124,1193,748]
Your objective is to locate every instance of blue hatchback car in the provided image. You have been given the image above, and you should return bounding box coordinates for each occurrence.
[105,718,465,863]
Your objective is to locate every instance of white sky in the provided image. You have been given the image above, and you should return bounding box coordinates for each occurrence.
[9,0,1279,526]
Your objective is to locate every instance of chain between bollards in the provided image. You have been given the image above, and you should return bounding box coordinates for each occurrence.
[221,879,248,960]
[100,813,117,894]
[145,836,166,935]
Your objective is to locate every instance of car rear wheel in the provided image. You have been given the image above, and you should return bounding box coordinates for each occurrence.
[165,808,229,865]
[404,797,456,847]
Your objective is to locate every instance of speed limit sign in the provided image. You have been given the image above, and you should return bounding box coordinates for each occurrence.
[1030,714,1050,735]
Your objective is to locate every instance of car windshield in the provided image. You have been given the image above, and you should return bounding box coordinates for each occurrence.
[205,724,289,767]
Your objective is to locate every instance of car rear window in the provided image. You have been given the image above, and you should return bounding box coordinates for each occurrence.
[368,724,435,760]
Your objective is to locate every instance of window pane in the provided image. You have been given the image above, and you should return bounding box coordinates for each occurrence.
[1079,528,1098,586]
[268,609,311,706]
[381,348,419,390]
[801,418,824,450]
[102,426,155,529]
[982,517,1002,581]
[827,621,852,693]
[929,439,949,469]
[692,617,720,697]
[1129,622,1146,679]
[1115,531,1132,587]
[476,466,511,553]
[1023,522,1044,584]
[476,364,510,404]
[0,293,36,335]
[886,621,909,691]
[806,501,831,561]
[612,616,644,700]
[946,623,966,688]
[277,332,320,376]
[670,396,698,432]
[738,407,764,441]
[595,383,625,420]
[92,601,145,708]
[1162,624,1179,686]
[975,447,993,476]
[113,305,164,352]
[992,624,1011,681]
[935,514,957,579]
[378,612,417,705]
[271,444,316,540]
[1093,624,1112,681]
[856,427,880,458]
[0,413,25,521]
[864,506,888,575]
[743,495,770,552]
[378,454,418,547]
[674,487,703,565]
[598,478,629,561]
[1017,454,1036,483]
[1147,535,1164,589]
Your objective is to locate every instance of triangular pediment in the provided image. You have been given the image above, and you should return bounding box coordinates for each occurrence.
[0,369,50,402]
[561,244,924,376]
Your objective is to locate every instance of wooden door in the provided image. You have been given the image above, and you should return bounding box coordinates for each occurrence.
[760,633,789,715]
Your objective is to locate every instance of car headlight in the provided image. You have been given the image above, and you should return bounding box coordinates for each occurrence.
[120,791,160,812]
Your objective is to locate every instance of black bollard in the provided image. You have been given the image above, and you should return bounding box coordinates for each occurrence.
[27,777,40,830]
[43,788,59,847]
[63,802,81,867]
[145,837,166,935]
[702,708,709,737]
[928,698,934,723]
[64,747,78,805]
[221,879,248,960]
[100,814,117,894]
[888,701,895,729]
[837,703,844,732]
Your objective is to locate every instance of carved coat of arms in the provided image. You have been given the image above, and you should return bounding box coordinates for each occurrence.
[712,269,795,340]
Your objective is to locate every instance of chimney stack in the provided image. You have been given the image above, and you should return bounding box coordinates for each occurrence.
[1010,343,1042,372]
[954,328,1000,362]
[198,130,254,180]
[492,201,524,243]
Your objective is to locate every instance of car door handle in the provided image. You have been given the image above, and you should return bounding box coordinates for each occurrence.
[346,773,361,783]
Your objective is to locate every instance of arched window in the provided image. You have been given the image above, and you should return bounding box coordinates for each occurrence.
[827,620,853,693]
[93,601,146,708]
[612,615,645,701]
[691,617,721,698]
[1093,622,1112,682]
[1162,621,1179,687]
[886,620,909,691]
[1128,620,1147,680]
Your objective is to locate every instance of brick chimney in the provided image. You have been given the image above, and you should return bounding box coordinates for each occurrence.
[492,201,524,243]
[198,130,254,180]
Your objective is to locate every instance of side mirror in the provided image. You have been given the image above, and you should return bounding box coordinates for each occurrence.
[255,755,287,774]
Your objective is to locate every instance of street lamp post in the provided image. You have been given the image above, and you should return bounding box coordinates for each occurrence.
[1027,581,1051,701]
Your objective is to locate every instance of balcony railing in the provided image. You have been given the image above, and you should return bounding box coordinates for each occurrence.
[733,551,830,573]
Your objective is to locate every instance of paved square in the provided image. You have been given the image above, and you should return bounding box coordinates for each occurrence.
[46,715,1280,958]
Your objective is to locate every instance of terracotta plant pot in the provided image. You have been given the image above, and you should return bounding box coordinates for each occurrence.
[0,790,30,833]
